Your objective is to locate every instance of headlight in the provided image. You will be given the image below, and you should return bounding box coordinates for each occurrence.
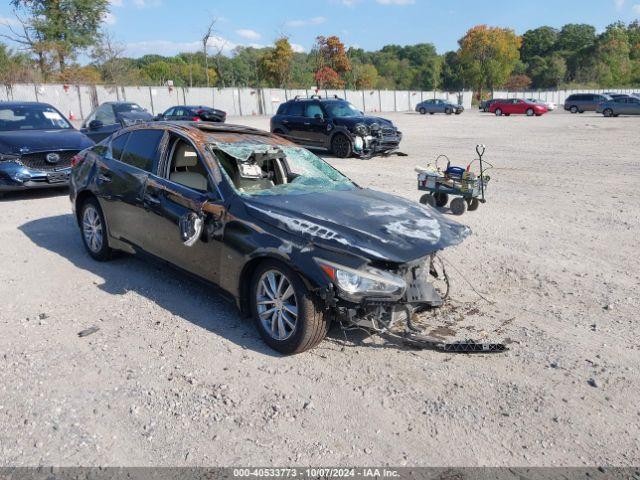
[315,258,406,302]
[353,123,369,136]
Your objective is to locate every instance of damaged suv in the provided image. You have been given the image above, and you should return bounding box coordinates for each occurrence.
[70,122,468,354]
[270,96,402,158]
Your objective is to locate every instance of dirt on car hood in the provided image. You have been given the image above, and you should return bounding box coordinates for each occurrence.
[244,188,470,264]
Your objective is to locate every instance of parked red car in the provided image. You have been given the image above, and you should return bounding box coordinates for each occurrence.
[489,99,548,117]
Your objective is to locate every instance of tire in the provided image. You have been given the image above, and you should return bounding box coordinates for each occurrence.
[495,108,502,116]
[450,198,467,216]
[419,107,426,115]
[331,133,353,158]
[603,109,613,117]
[526,108,534,116]
[419,194,436,207]
[250,260,330,355]
[273,129,285,136]
[79,197,113,261]
[570,106,578,114]
[467,198,480,211]
[434,192,449,207]
[445,108,453,115]
[429,112,435,115]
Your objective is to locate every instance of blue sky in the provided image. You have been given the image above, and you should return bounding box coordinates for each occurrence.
[1,0,639,57]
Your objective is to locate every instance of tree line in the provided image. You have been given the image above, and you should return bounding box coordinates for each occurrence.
[1,0,639,96]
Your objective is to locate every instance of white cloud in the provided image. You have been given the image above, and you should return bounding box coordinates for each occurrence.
[291,43,306,53]
[109,0,123,6]
[103,12,117,25]
[632,3,640,12]
[614,0,625,10]
[125,36,235,57]
[376,0,415,4]
[285,16,326,28]
[236,29,261,40]
[133,0,162,8]
[0,15,19,27]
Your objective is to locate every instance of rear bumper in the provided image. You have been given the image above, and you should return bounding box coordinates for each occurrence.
[0,161,70,192]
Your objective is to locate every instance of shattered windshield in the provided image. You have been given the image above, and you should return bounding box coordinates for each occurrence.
[210,143,355,196]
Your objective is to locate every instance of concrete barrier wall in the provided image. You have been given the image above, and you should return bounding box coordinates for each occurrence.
[1,83,476,119]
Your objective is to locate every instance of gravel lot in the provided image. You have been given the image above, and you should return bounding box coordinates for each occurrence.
[1,110,639,467]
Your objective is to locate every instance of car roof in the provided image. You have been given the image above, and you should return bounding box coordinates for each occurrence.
[124,121,295,147]
[0,101,55,107]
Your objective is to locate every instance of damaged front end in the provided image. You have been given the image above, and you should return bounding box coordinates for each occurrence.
[350,122,402,158]
[0,153,72,192]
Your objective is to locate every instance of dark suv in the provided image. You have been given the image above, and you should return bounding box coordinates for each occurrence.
[270,96,402,158]
[564,93,611,114]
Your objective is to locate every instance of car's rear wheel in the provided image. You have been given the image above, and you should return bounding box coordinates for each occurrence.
[450,198,467,216]
[419,107,426,115]
[495,108,502,116]
[419,194,436,207]
[603,108,614,117]
[331,133,353,158]
[251,260,330,355]
[570,106,578,114]
[526,108,534,116]
[80,198,113,261]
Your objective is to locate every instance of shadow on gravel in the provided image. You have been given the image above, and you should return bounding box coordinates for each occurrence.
[19,213,280,357]
[0,187,68,202]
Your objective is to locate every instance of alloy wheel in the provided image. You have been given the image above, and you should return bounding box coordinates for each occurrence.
[256,269,298,341]
[82,205,104,253]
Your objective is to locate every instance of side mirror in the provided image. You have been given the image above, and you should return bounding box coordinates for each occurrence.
[314,113,324,121]
[88,119,103,130]
[179,212,204,247]
[154,114,164,121]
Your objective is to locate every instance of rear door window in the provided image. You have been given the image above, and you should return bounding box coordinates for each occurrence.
[110,133,130,161]
[120,129,164,172]
[287,102,305,117]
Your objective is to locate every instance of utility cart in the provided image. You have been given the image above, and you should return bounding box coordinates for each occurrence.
[416,145,492,215]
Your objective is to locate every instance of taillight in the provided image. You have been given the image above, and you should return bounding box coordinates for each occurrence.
[71,153,85,167]
[192,117,201,122]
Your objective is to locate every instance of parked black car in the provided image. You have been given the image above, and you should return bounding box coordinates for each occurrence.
[81,102,153,142]
[156,105,226,123]
[70,122,468,354]
[564,93,611,113]
[270,96,402,158]
[0,102,94,195]
[479,99,505,112]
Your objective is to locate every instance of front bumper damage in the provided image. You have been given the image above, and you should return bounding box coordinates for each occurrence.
[351,130,403,159]
[0,160,71,192]
[325,255,507,353]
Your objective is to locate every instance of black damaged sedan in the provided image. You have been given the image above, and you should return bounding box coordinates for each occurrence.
[70,122,468,354]
[0,102,94,195]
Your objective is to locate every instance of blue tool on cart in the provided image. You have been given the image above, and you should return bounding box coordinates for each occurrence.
[416,145,492,216]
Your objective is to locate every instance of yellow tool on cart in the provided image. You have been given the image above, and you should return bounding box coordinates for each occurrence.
[416,145,492,215]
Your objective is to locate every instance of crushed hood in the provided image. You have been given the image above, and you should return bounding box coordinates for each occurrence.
[244,188,470,264]
[332,116,395,129]
[0,129,94,155]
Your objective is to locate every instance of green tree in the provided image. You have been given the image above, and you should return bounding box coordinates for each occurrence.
[259,38,294,88]
[520,26,558,64]
[593,23,632,86]
[10,0,109,72]
[528,54,567,88]
[440,51,464,91]
[458,25,521,98]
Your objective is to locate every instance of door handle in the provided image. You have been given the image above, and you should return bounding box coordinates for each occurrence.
[143,192,161,206]
[282,120,289,124]
[304,122,310,126]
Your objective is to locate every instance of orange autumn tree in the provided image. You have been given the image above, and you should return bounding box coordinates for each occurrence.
[313,35,351,88]
[458,25,521,99]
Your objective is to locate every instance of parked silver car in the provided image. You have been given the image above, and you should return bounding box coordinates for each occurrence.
[416,99,464,115]
[596,96,640,117]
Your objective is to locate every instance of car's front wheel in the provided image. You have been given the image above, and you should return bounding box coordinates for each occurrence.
[445,108,453,115]
[526,108,534,116]
[419,107,426,115]
[250,260,330,354]
[603,108,614,117]
[331,133,353,158]
[80,197,113,261]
